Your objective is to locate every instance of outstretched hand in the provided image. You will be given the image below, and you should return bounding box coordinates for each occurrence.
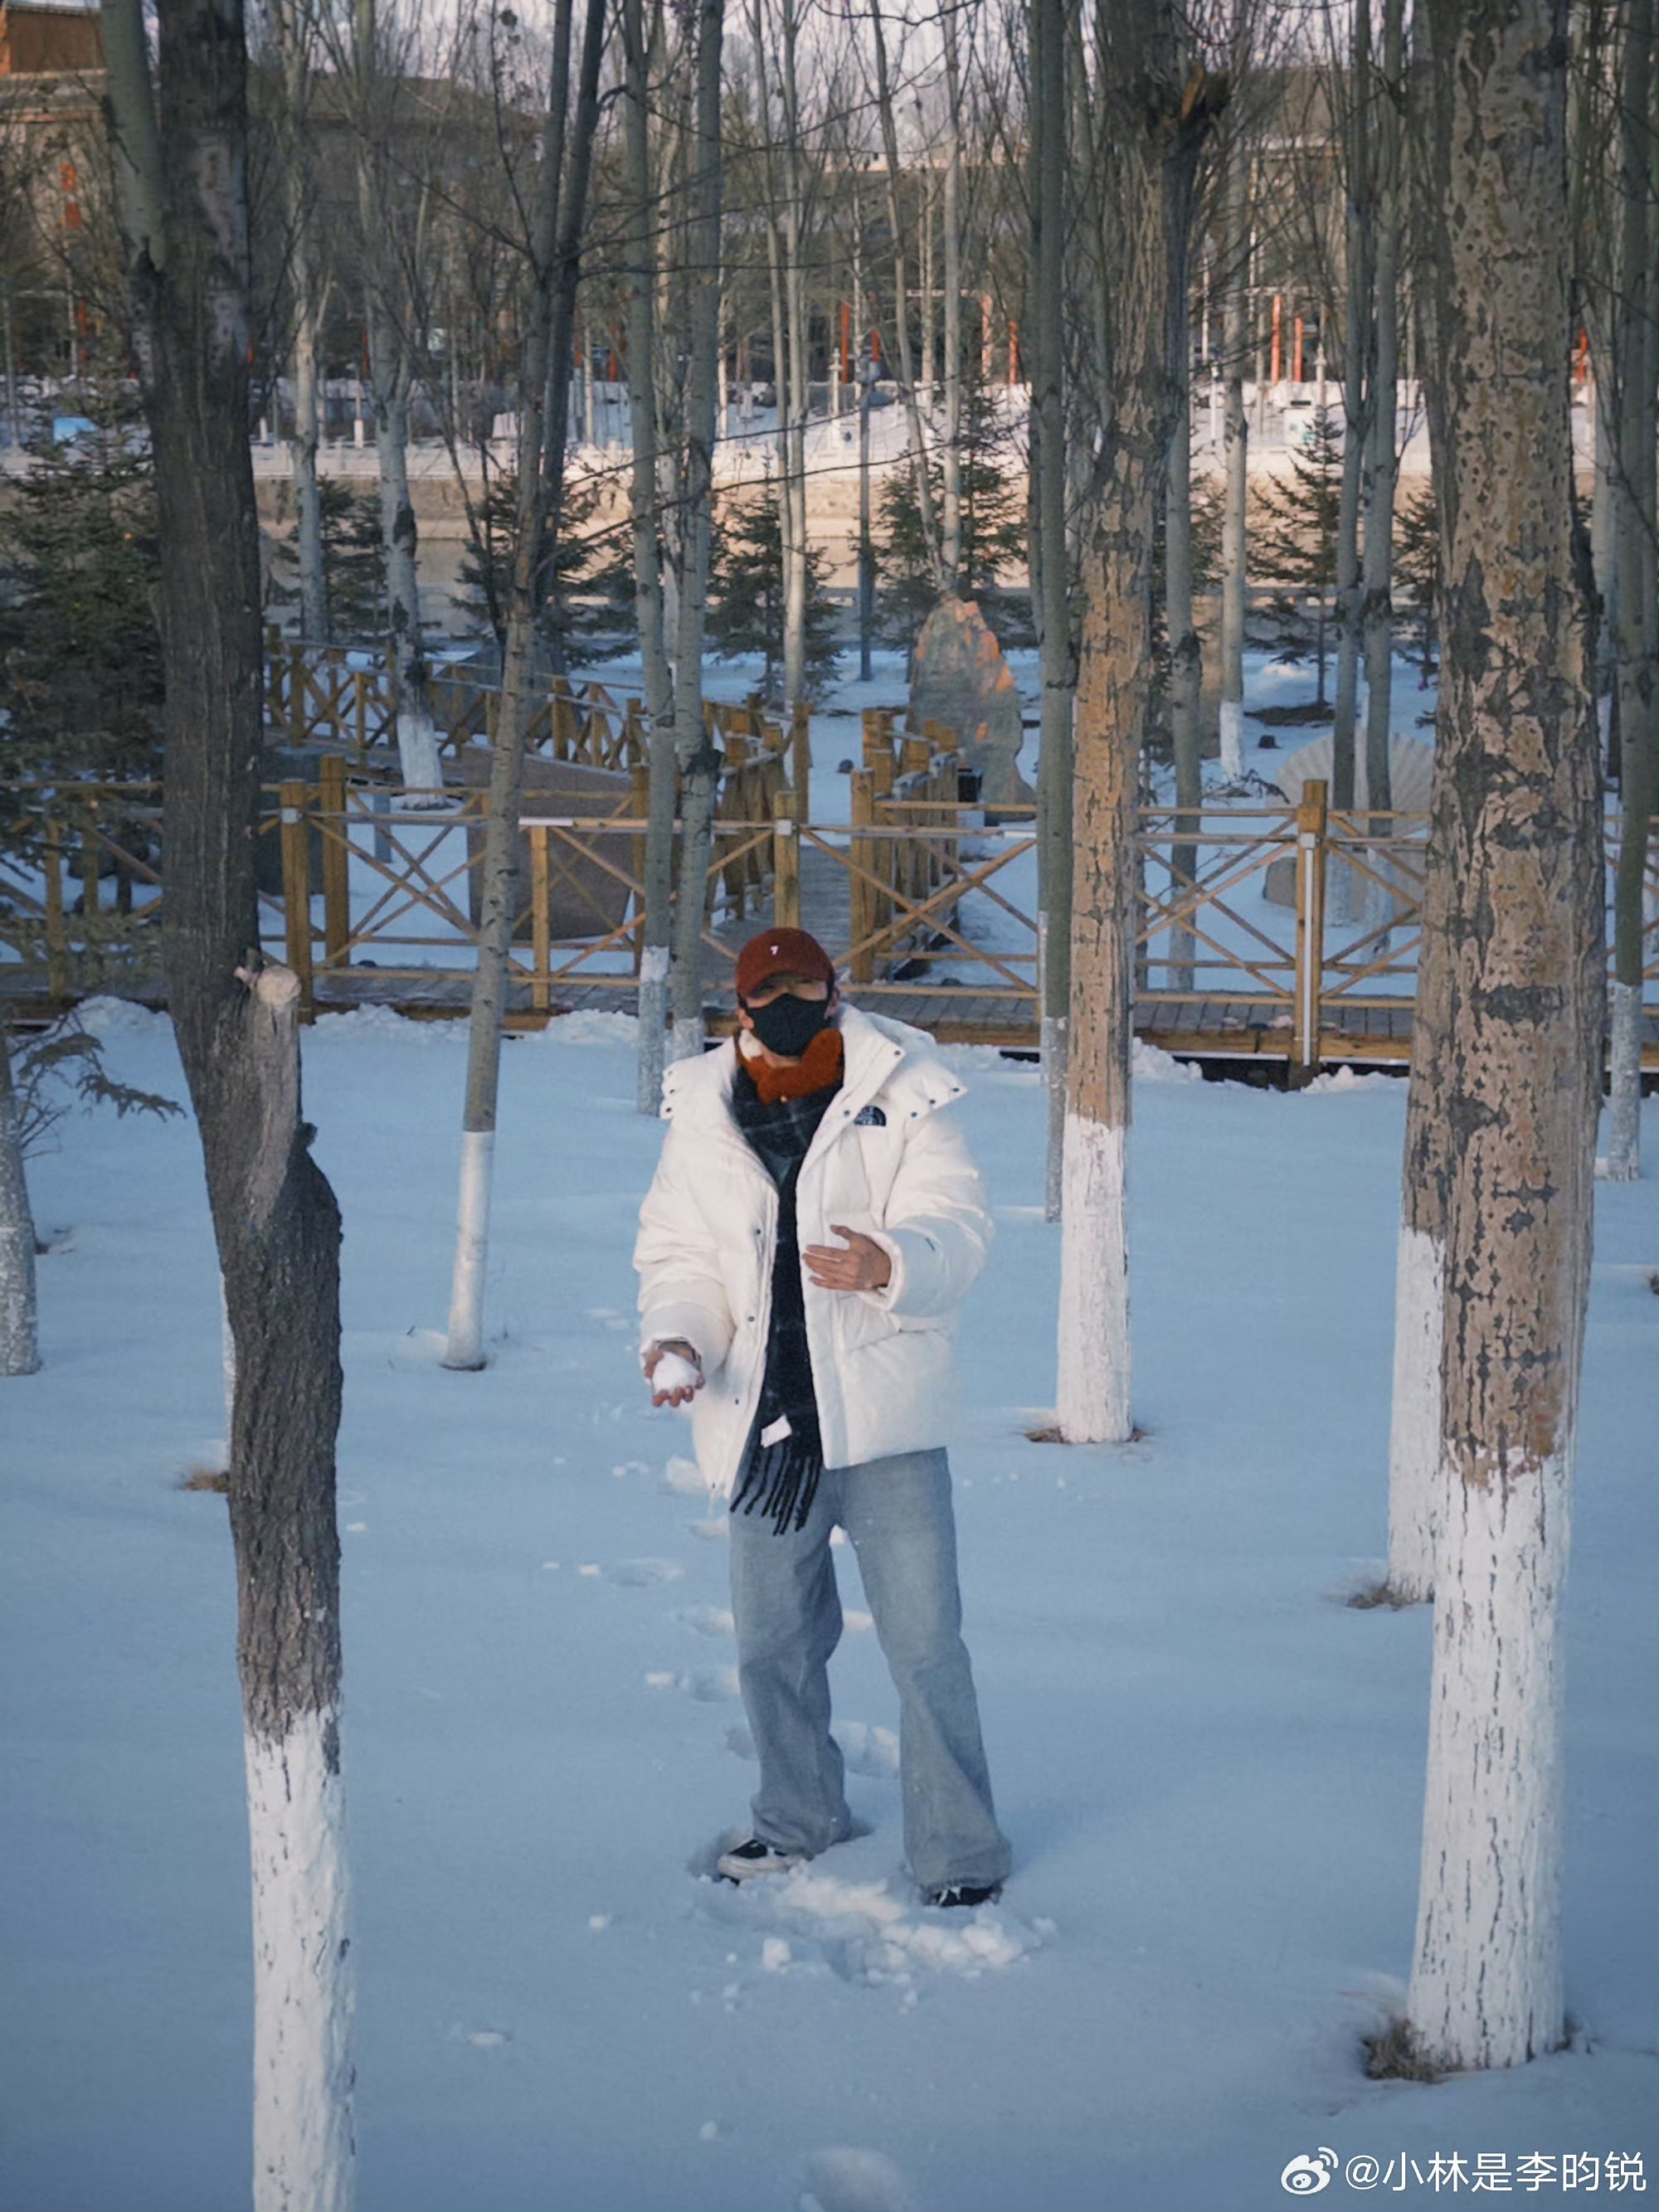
[803,1224,893,1294]
[645,1340,704,1407]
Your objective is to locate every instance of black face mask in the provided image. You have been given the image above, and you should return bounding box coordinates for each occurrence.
[744,991,830,1058]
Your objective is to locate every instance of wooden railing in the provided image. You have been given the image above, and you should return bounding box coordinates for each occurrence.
[3,770,1654,1071]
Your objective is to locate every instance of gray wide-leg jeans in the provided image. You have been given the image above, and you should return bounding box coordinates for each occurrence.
[727,1445,1011,1893]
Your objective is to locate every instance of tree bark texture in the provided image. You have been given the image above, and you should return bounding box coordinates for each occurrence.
[1607,0,1657,1181]
[1407,0,1603,2075]
[1165,279,1201,998]
[1057,8,1223,1443]
[940,8,964,593]
[625,0,677,1112]
[1218,134,1248,779]
[1030,0,1073,1222]
[1385,842,1452,1602]
[1360,0,1404,824]
[272,0,327,644]
[666,0,726,1059]
[103,0,353,2195]
[1331,0,1374,811]
[351,0,441,795]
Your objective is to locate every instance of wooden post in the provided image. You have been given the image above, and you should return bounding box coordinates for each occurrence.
[319,755,350,966]
[849,767,876,984]
[280,777,314,1015]
[42,813,67,999]
[773,808,800,930]
[530,824,552,1015]
[865,729,895,800]
[791,701,811,809]
[1292,777,1328,1080]
[353,669,369,765]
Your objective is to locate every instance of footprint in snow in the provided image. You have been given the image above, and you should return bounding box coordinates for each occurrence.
[704,1862,1049,1990]
[797,2146,913,2212]
[834,1722,898,1780]
[604,1558,685,1587]
[644,1666,741,1703]
[679,1602,735,1638]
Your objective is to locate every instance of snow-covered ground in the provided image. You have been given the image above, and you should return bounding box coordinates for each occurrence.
[2,1002,1653,2212]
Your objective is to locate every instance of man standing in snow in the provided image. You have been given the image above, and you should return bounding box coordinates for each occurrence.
[635,927,1010,1908]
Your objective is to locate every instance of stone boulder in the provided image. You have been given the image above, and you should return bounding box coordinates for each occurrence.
[907,596,1032,806]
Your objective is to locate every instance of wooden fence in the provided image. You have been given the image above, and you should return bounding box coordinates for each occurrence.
[2,767,1655,1072]
[262,634,814,791]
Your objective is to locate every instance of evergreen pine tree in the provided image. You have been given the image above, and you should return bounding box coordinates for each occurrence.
[0,386,163,798]
[706,473,840,702]
[0,381,168,992]
[457,465,634,669]
[1248,405,1345,704]
[1394,480,1440,682]
[873,377,1028,646]
[266,478,387,643]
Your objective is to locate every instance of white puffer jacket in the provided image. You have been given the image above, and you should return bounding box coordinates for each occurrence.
[635,1006,992,1494]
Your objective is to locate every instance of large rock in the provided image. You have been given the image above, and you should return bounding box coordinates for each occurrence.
[907,596,1032,806]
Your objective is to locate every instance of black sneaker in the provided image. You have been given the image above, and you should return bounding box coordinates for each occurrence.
[716,1835,805,1882]
[924,1880,1003,1909]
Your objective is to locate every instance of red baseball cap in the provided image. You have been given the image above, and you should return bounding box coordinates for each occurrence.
[734,927,837,1001]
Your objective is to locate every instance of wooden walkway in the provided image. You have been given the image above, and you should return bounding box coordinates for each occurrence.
[3,745,1655,1075]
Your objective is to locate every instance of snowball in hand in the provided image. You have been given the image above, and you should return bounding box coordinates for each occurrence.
[650,1351,701,1398]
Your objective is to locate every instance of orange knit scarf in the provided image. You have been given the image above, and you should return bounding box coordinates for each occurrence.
[739,1025,845,1105]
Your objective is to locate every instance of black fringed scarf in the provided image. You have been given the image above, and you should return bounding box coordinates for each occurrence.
[728,1047,844,1534]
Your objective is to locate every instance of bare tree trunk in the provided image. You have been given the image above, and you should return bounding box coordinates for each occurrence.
[1607,0,1656,1181]
[1360,0,1403,834]
[939,8,964,593]
[105,1,353,2198]
[352,0,441,796]
[1331,0,1374,814]
[1030,0,1073,1221]
[1218,134,1248,778]
[1056,5,1223,1442]
[625,0,677,1112]
[1405,0,1603,2074]
[1385,839,1451,1602]
[0,1023,40,1377]
[1166,278,1201,998]
[666,0,726,1060]
[271,0,328,644]
[445,0,608,1366]
[869,1,943,595]
[778,0,810,714]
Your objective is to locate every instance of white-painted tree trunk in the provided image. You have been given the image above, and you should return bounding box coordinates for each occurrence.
[1385,1223,1441,1600]
[393,708,443,795]
[1055,1115,1131,1443]
[443,1127,493,1370]
[246,1708,354,2212]
[1217,697,1243,780]
[0,1028,40,1377]
[1603,979,1642,1180]
[635,945,670,1115]
[1408,1455,1569,2070]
